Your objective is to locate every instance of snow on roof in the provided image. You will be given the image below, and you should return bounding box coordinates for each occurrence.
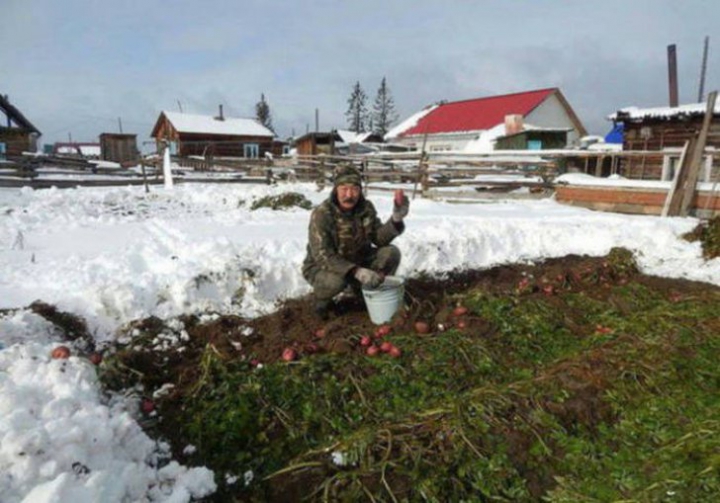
[163,111,274,137]
[463,123,508,153]
[384,104,439,140]
[609,101,720,121]
[79,145,100,156]
[336,130,381,144]
[355,131,376,143]
[336,129,359,143]
[392,88,557,138]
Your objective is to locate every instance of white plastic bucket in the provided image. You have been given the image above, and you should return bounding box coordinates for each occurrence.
[362,275,405,325]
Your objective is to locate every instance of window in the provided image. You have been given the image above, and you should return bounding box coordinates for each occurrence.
[244,143,259,158]
[528,140,543,150]
[662,149,713,182]
[0,142,6,160]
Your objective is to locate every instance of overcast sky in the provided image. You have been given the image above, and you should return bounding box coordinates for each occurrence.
[2,0,719,148]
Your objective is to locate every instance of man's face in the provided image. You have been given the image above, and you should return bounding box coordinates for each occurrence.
[337,184,361,211]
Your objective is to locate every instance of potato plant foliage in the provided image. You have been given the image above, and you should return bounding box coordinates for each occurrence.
[98,248,720,502]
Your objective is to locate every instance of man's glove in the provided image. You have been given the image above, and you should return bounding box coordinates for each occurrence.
[354,267,383,288]
[392,190,409,222]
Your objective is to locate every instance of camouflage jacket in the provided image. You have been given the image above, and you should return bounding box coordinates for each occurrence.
[302,192,404,280]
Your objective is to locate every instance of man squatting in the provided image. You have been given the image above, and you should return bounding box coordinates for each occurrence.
[302,165,410,319]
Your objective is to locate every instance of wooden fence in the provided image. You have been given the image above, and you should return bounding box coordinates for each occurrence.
[3,149,720,206]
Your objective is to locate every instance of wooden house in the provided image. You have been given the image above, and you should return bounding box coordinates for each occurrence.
[150,106,280,158]
[387,88,586,153]
[609,102,720,181]
[0,94,41,157]
[100,133,139,163]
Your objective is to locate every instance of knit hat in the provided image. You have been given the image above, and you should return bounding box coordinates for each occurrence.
[333,164,362,187]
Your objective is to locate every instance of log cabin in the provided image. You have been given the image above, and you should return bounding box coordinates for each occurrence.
[150,106,281,158]
[609,101,720,181]
[0,94,41,157]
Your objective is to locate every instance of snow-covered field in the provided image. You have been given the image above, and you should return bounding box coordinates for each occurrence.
[1,180,718,502]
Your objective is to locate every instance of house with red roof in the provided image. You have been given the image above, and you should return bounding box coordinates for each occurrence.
[386,88,586,153]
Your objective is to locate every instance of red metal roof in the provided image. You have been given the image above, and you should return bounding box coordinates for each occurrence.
[401,88,557,136]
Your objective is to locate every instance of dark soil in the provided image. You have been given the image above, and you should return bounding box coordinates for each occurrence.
[31,249,720,502]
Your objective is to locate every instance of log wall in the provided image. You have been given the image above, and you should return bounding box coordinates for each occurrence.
[0,128,34,156]
[621,120,720,180]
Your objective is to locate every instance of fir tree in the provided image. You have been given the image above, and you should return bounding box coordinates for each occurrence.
[255,93,274,132]
[345,81,368,133]
[372,77,398,137]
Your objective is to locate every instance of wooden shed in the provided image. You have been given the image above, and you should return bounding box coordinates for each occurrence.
[610,102,720,181]
[150,106,281,158]
[100,133,139,163]
[294,131,343,156]
[0,94,41,157]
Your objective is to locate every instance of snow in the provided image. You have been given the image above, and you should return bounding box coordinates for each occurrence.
[609,100,720,121]
[557,172,720,192]
[161,111,274,138]
[462,123,507,153]
[78,146,101,158]
[2,179,719,501]
[383,104,438,140]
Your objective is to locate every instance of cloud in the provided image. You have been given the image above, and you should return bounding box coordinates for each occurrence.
[2,0,719,145]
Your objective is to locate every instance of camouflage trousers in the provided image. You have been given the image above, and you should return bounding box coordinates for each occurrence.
[309,245,401,303]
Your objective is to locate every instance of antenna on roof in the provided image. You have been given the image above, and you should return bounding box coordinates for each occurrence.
[698,36,710,102]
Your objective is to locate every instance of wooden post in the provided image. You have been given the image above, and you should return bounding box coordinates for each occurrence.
[595,155,604,177]
[678,90,717,216]
[140,161,150,193]
[638,138,648,179]
[420,154,430,194]
[412,130,430,200]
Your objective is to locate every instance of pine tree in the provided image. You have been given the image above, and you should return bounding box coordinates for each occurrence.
[372,77,398,137]
[255,93,274,132]
[345,81,368,133]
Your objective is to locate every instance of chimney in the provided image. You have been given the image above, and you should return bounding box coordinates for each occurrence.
[667,44,679,107]
[504,114,523,136]
[216,104,225,121]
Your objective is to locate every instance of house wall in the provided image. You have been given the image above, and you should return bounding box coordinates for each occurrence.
[393,132,478,152]
[100,134,138,163]
[0,128,36,156]
[526,94,580,146]
[620,119,720,180]
[295,137,316,156]
[176,133,274,158]
[495,131,567,150]
[295,135,337,156]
